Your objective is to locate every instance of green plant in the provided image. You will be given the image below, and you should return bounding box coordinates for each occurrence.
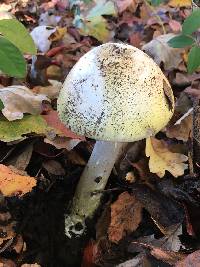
[0,18,36,78]
[168,9,200,73]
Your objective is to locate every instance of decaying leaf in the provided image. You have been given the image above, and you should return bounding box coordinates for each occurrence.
[108,192,143,243]
[0,115,50,142]
[0,86,49,121]
[0,164,36,197]
[145,137,188,177]
[166,113,192,142]
[168,0,191,7]
[44,136,81,150]
[142,34,183,70]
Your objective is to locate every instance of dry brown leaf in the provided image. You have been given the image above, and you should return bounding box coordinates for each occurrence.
[142,34,183,70]
[108,192,143,243]
[32,80,62,100]
[175,250,200,267]
[166,114,192,142]
[44,136,81,150]
[0,164,36,197]
[0,86,49,121]
[168,0,191,7]
[116,0,139,13]
[145,137,188,178]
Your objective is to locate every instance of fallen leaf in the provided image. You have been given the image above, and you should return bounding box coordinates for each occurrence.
[44,136,81,150]
[32,80,62,100]
[185,86,200,99]
[39,11,61,26]
[116,0,139,13]
[30,26,56,53]
[150,247,185,265]
[168,0,191,7]
[0,86,49,121]
[175,250,200,267]
[142,34,183,70]
[166,113,192,142]
[145,137,188,177]
[42,160,65,175]
[169,20,182,33]
[42,110,85,140]
[0,258,16,267]
[0,164,36,197]
[13,235,24,254]
[75,0,117,42]
[0,115,50,142]
[82,240,98,267]
[108,192,143,243]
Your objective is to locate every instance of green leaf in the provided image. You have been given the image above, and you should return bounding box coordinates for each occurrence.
[0,115,50,142]
[187,45,200,73]
[168,34,195,48]
[0,19,36,54]
[150,0,164,6]
[182,9,200,35]
[0,37,26,78]
[87,0,117,18]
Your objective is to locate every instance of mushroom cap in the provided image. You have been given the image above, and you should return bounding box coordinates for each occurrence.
[58,43,174,142]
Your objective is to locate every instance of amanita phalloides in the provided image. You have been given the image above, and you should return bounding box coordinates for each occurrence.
[57,42,174,237]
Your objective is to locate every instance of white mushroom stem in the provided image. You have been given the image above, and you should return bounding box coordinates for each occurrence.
[65,141,126,237]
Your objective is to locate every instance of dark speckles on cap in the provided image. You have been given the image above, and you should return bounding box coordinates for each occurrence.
[57,42,174,142]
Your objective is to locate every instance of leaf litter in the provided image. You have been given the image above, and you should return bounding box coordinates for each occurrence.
[0,0,200,266]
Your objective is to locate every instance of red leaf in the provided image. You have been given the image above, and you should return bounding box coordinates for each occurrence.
[42,110,85,140]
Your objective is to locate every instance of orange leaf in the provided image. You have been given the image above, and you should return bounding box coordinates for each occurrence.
[108,192,143,243]
[0,164,36,197]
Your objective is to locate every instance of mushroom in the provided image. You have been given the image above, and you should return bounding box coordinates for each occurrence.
[57,42,174,237]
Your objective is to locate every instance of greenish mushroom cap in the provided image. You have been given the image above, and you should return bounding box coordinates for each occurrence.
[58,43,174,142]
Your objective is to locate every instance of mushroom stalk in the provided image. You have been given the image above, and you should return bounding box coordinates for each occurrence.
[65,141,126,237]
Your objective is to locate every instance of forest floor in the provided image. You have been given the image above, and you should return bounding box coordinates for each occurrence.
[0,0,200,266]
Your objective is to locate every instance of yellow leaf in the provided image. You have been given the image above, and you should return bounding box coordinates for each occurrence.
[0,164,36,197]
[50,27,66,41]
[145,137,188,178]
[168,0,191,7]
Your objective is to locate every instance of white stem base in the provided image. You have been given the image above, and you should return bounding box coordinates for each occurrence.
[65,141,126,237]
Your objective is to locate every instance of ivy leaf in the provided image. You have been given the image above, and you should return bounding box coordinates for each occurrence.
[0,37,26,78]
[182,9,200,35]
[187,45,200,74]
[0,19,36,54]
[168,34,195,48]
